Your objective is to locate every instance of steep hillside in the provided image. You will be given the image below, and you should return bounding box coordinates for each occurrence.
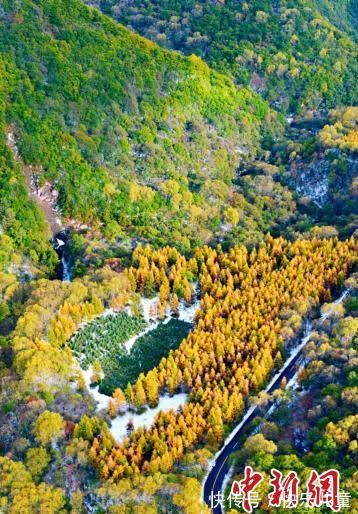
[0,2,356,513]
[276,107,358,239]
[313,0,357,40]
[96,0,358,113]
[0,0,293,262]
[0,126,58,275]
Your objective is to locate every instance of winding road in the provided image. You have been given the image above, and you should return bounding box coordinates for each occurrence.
[202,289,350,513]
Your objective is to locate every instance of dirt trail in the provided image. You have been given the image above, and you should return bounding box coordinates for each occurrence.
[6,127,64,236]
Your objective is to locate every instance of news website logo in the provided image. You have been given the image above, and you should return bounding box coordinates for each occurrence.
[210,466,351,512]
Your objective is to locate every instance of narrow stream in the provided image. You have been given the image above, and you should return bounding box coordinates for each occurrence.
[53,230,72,281]
[6,128,73,282]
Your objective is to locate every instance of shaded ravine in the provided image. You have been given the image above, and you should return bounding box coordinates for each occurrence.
[53,230,72,282]
[202,289,350,514]
[6,128,72,281]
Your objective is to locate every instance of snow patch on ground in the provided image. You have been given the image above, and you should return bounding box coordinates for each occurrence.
[124,294,200,353]
[296,176,329,208]
[124,297,159,352]
[81,360,188,443]
[124,323,157,353]
[78,292,199,436]
[109,393,188,442]
[141,297,158,323]
[286,365,303,391]
[81,365,109,411]
[140,288,200,324]
[293,160,330,208]
[79,295,199,403]
[178,297,200,323]
[221,464,235,501]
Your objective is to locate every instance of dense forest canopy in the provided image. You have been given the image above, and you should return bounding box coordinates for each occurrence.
[226,302,358,513]
[92,0,358,113]
[89,239,356,480]
[0,0,357,513]
[0,0,296,262]
[0,237,356,512]
[274,106,358,241]
[313,0,357,40]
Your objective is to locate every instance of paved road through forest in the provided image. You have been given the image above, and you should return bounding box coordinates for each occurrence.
[202,290,350,513]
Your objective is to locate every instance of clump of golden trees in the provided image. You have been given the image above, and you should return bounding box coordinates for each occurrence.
[126,245,197,319]
[319,107,358,152]
[89,236,356,479]
[11,268,136,392]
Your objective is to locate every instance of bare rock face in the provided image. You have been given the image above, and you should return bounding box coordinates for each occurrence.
[6,126,64,235]
[249,72,266,94]
[292,159,330,208]
[289,152,358,210]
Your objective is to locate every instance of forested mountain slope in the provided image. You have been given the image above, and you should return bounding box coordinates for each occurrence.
[313,0,357,40]
[226,298,358,513]
[0,1,356,512]
[0,126,58,275]
[0,0,293,263]
[276,107,358,240]
[95,0,358,113]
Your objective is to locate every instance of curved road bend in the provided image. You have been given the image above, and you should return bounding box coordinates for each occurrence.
[202,290,350,514]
